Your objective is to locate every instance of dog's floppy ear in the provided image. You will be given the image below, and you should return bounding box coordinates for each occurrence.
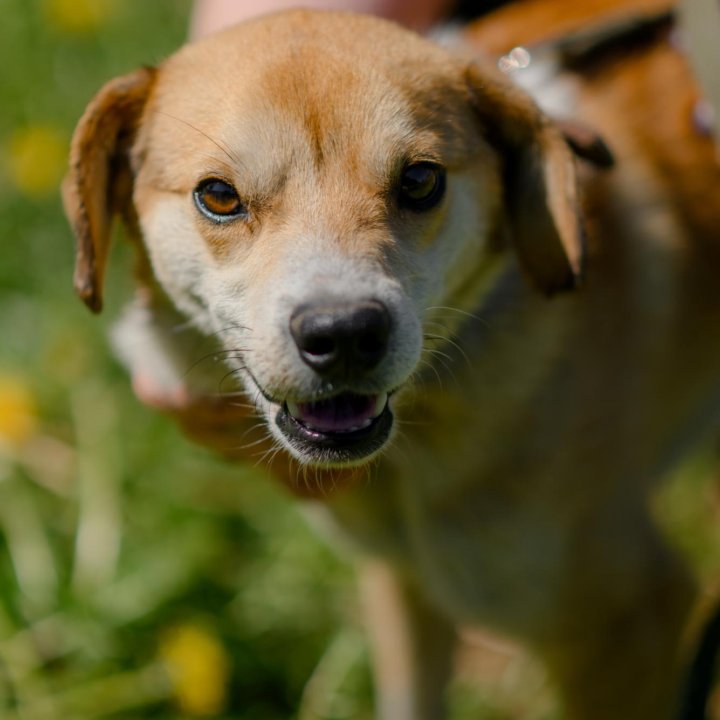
[63,67,156,313]
[465,63,585,295]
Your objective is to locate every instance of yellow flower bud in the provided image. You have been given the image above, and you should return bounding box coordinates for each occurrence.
[159,623,230,716]
[0,374,38,448]
[43,0,118,34]
[7,125,67,197]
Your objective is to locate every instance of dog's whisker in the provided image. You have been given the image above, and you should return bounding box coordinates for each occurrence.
[437,336,472,370]
[225,399,257,410]
[236,422,271,447]
[252,437,276,459]
[217,375,246,397]
[423,328,473,373]
[426,352,460,387]
[200,347,252,356]
[432,363,457,387]
[424,307,491,332]
[254,441,280,464]
[424,305,484,321]
[194,325,254,354]
[154,110,244,168]
[298,462,311,496]
[210,323,254,337]
[423,319,451,337]
[424,347,454,365]
[260,447,285,479]
[423,333,447,343]
[417,357,444,389]
[252,436,283,467]
[396,418,433,427]
[184,348,250,379]
[310,465,323,495]
[239,434,273,453]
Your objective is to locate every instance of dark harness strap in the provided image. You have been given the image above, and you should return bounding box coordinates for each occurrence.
[554,9,674,70]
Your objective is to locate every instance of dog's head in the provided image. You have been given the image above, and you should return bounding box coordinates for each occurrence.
[63,10,584,468]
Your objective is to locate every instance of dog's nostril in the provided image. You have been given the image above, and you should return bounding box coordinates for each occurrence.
[303,334,336,358]
[290,300,391,377]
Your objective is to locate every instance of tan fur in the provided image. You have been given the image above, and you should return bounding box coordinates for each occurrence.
[64,6,720,719]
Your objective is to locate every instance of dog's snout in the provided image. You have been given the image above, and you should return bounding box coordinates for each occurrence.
[289,299,391,377]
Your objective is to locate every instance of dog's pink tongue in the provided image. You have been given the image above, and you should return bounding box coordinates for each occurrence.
[288,393,385,433]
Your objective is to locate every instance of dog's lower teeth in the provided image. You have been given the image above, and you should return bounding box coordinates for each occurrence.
[299,417,374,433]
[373,392,388,417]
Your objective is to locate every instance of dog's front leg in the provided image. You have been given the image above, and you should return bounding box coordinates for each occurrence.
[540,522,695,720]
[360,561,457,720]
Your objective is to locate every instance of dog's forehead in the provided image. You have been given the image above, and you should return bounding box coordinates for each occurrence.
[168,9,460,83]
[141,10,475,182]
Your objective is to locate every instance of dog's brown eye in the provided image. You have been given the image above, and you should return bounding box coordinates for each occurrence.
[194,179,245,222]
[399,163,446,211]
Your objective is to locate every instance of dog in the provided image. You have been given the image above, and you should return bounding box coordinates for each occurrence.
[63,5,720,718]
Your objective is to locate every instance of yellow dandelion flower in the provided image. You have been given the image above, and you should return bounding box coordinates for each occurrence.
[0,375,38,448]
[43,0,118,34]
[7,125,67,197]
[159,623,230,716]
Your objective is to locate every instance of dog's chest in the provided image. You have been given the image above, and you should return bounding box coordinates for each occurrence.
[317,439,575,635]
[317,272,720,635]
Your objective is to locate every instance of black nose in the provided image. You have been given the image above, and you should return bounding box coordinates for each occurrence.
[289,299,391,378]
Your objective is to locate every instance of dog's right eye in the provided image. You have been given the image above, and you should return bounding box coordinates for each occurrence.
[193,179,246,222]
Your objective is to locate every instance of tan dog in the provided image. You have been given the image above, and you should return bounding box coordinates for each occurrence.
[63,6,720,719]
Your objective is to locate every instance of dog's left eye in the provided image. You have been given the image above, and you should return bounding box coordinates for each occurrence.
[193,179,246,222]
[399,162,446,211]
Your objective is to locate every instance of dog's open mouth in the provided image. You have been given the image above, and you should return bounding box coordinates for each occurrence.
[287,392,387,433]
[276,391,393,463]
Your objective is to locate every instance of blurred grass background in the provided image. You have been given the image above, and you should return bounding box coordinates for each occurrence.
[1,1,719,718]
